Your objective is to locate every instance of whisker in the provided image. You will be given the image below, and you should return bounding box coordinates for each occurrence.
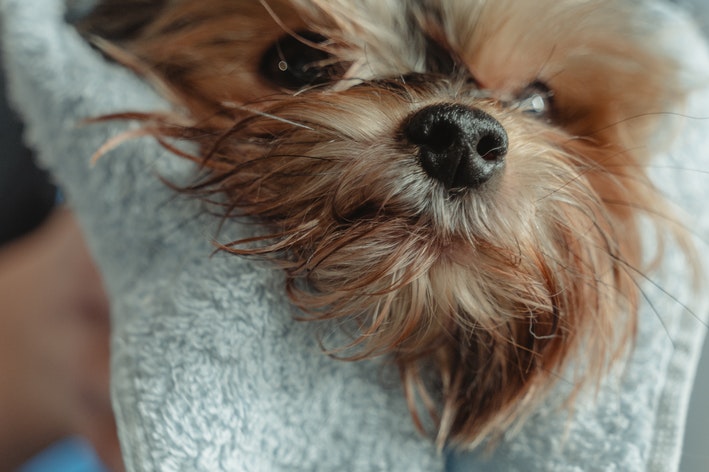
[222,103,316,131]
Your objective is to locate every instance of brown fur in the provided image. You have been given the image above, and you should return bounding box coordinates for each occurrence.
[79,0,691,449]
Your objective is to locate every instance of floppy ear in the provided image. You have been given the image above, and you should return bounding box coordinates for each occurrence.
[445,0,693,155]
[545,3,703,154]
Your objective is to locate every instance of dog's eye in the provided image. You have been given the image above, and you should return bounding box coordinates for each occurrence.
[260,31,337,90]
[517,81,554,118]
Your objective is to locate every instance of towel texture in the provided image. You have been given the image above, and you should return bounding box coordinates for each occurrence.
[2,1,708,471]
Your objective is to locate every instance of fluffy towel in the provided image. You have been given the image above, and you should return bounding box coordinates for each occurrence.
[2,1,708,471]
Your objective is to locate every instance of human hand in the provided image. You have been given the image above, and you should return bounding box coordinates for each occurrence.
[0,209,122,471]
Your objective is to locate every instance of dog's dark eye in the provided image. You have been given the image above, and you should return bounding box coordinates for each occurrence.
[517,81,554,119]
[260,31,337,90]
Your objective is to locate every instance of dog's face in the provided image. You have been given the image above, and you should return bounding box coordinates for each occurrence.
[83,0,688,447]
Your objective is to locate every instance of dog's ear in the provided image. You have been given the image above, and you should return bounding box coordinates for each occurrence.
[73,0,170,41]
[547,4,697,154]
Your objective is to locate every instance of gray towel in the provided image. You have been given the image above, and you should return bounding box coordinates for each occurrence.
[2,1,708,471]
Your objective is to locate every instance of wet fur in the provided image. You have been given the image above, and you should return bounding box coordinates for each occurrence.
[79,0,690,448]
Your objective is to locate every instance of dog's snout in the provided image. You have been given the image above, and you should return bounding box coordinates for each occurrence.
[404,104,508,190]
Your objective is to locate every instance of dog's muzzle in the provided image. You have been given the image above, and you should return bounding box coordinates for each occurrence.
[404,103,508,190]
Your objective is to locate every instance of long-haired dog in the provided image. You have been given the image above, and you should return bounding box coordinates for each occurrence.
[78,0,696,449]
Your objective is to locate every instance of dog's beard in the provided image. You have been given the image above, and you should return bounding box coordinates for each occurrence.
[80,0,692,448]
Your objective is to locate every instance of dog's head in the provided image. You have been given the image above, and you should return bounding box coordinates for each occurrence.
[82,0,691,447]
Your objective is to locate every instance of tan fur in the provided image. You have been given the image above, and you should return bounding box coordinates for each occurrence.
[79,0,690,449]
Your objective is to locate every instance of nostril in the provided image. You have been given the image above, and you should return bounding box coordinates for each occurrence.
[421,122,459,154]
[403,103,508,190]
[477,133,506,162]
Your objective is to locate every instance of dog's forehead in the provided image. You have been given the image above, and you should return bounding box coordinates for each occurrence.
[289,0,427,44]
[285,0,661,89]
[288,0,632,38]
[287,0,472,77]
[290,0,451,40]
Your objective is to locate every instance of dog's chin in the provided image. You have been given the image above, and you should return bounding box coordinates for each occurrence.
[78,0,693,449]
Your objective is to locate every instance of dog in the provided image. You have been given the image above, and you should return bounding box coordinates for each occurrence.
[77,0,695,449]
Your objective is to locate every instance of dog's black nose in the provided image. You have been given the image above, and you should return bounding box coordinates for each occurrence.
[404,104,508,190]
